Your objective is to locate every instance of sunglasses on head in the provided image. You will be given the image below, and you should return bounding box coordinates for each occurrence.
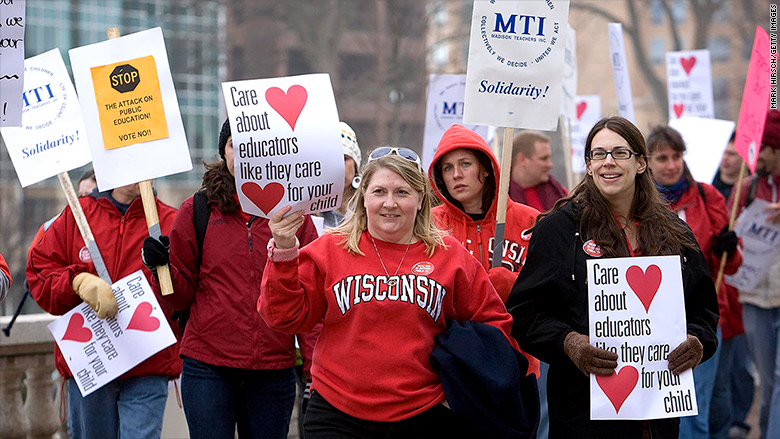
[367,147,423,172]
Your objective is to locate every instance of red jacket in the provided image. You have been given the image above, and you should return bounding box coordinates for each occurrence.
[428,124,540,303]
[27,192,181,380]
[153,196,320,374]
[0,252,10,284]
[259,232,517,422]
[669,183,742,325]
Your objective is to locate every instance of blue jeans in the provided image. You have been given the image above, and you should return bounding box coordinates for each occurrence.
[181,356,296,439]
[67,375,168,439]
[679,328,721,439]
[709,333,755,439]
[742,304,780,439]
[534,361,549,439]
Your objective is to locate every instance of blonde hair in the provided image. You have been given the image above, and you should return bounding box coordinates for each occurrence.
[328,152,445,256]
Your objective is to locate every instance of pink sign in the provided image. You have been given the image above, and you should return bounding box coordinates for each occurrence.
[734,27,771,174]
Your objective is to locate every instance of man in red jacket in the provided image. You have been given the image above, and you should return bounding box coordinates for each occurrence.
[27,182,180,439]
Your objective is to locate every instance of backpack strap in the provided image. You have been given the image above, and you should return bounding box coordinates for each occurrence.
[745,175,759,208]
[192,190,210,271]
[696,183,706,204]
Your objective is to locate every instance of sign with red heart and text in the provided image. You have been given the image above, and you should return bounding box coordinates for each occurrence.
[47,270,176,396]
[221,74,344,218]
[587,255,696,420]
[665,49,714,120]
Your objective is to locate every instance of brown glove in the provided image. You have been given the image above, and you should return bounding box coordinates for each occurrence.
[668,334,703,375]
[563,332,618,376]
[72,273,117,319]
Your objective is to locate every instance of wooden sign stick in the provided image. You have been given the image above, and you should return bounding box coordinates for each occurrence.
[106,27,174,295]
[492,127,515,268]
[714,162,747,291]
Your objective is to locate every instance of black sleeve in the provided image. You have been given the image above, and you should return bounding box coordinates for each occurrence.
[681,245,720,362]
[507,212,579,365]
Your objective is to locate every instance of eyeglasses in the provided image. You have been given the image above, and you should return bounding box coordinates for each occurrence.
[587,148,642,161]
[368,147,423,171]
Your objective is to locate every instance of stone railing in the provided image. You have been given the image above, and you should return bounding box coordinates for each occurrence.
[0,314,64,439]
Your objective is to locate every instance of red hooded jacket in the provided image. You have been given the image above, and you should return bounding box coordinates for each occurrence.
[428,124,539,302]
[27,192,181,380]
[0,252,10,284]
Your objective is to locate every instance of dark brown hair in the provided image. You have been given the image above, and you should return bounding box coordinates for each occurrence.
[645,125,696,186]
[539,117,697,257]
[432,148,495,213]
[201,159,239,214]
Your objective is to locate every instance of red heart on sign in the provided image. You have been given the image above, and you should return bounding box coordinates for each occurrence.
[241,182,285,215]
[673,103,684,118]
[126,302,160,332]
[265,85,307,131]
[62,313,93,343]
[576,101,587,120]
[596,366,639,414]
[680,56,697,75]
[626,264,662,313]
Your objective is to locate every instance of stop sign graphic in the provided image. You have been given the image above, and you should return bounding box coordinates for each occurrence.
[110,64,140,93]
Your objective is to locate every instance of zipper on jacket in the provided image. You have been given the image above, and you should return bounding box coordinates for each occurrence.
[247,217,256,251]
[119,215,126,236]
[475,223,484,266]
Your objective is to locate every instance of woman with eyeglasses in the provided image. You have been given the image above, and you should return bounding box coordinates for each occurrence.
[507,117,719,438]
[259,147,520,438]
[646,125,742,439]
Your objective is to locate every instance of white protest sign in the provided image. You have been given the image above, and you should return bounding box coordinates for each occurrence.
[1,49,91,187]
[570,95,601,174]
[463,1,570,130]
[668,117,735,184]
[726,199,780,291]
[560,24,577,121]
[608,23,635,123]
[0,0,25,126]
[422,74,490,170]
[69,27,191,191]
[222,74,344,218]
[666,50,714,120]
[588,256,696,420]
[48,271,176,397]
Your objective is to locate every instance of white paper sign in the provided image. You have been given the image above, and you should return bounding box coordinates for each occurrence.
[0,0,25,126]
[222,74,344,218]
[570,95,601,173]
[48,271,176,397]
[608,23,635,123]
[69,27,192,191]
[422,74,490,170]
[588,256,696,420]
[560,24,578,121]
[463,1,570,130]
[666,50,714,120]
[668,117,735,184]
[726,199,780,291]
[1,49,91,187]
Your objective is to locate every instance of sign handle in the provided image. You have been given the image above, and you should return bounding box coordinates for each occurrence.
[106,27,174,295]
[714,163,747,291]
[559,114,576,190]
[492,127,514,268]
[57,172,112,284]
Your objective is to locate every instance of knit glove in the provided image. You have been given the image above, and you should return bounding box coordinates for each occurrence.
[141,236,170,272]
[72,273,117,319]
[712,226,738,257]
[668,334,703,375]
[563,332,618,376]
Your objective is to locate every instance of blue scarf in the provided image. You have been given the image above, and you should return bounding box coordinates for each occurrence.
[655,176,689,204]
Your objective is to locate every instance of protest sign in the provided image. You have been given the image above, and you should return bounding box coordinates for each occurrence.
[570,95,601,174]
[0,0,25,126]
[726,199,780,291]
[560,24,577,121]
[733,27,770,174]
[48,270,176,396]
[222,73,344,218]
[588,256,696,420]
[463,0,570,130]
[69,27,191,191]
[666,50,714,120]
[422,74,489,169]
[668,117,735,184]
[608,23,635,123]
[1,49,91,187]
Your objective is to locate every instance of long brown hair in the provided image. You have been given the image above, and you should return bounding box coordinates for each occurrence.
[201,159,239,214]
[539,117,697,257]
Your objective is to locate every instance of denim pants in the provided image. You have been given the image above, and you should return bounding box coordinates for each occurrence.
[678,328,722,439]
[535,361,549,439]
[742,304,780,439]
[709,333,755,439]
[67,375,168,439]
[180,356,296,439]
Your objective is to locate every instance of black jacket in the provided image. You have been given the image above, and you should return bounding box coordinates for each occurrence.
[506,202,719,439]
